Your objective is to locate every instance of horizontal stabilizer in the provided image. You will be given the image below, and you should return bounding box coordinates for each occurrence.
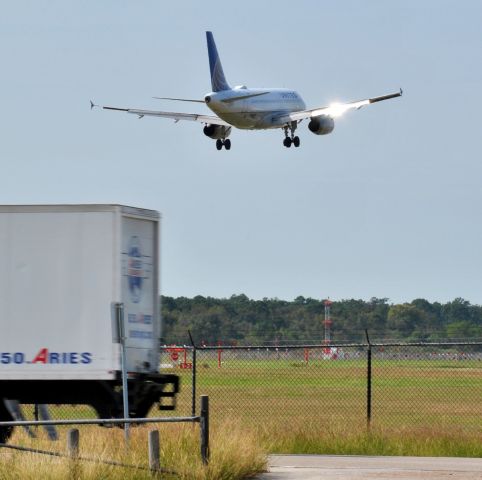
[221,92,270,103]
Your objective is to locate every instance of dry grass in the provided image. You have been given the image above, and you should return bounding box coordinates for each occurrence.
[257,419,482,457]
[1,417,480,480]
[0,420,267,480]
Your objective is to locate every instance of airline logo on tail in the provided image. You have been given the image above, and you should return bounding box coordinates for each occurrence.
[206,31,230,92]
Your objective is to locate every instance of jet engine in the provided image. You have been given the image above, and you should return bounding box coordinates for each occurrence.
[308,115,335,135]
[203,124,232,139]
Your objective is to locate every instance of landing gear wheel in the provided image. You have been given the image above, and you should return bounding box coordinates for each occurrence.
[224,139,231,150]
[216,139,223,151]
[282,121,299,148]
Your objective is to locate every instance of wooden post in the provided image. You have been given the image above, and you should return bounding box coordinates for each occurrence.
[148,430,160,473]
[67,428,79,459]
[67,428,81,480]
[200,395,209,464]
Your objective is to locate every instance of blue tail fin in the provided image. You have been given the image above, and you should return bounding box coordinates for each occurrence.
[206,31,231,92]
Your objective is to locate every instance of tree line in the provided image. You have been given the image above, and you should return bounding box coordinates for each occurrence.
[161,295,482,345]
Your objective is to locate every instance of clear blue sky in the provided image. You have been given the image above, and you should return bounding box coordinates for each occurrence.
[1,1,481,304]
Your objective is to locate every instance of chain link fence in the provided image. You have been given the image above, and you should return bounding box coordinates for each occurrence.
[161,342,482,432]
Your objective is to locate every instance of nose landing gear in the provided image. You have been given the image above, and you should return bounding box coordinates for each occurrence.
[216,139,231,150]
[283,123,300,148]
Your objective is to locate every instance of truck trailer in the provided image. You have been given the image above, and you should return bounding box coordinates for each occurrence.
[0,204,179,442]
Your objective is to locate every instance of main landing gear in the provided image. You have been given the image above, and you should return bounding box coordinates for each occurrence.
[283,123,300,148]
[216,139,231,150]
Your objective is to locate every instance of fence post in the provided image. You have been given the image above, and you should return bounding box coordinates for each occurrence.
[365,329,372,429]
[67,428,79,458]
[200,395,209,465]
[148,430,160,473]
[67,428,81,480]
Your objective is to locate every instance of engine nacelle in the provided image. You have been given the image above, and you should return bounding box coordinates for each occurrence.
[308,115,335,135]
[203,124,232,140]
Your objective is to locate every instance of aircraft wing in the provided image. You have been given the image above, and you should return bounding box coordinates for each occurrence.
[278,89,402,124]
[93,103,230,126]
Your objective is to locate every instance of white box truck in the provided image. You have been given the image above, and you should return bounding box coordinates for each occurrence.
[0,205,179,441]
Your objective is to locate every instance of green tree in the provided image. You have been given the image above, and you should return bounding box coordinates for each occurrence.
[446,320,481,339]
[387,304,424,338]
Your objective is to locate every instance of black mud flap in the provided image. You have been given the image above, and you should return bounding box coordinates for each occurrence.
[158,373,180,411]
[133,373,180,412]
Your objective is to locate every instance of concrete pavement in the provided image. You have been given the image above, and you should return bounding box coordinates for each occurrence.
[257,454,482,479]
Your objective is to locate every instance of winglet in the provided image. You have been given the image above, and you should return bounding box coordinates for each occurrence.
[206,31,231,92]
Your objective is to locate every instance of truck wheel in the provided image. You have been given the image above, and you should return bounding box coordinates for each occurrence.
[0,400,14,443]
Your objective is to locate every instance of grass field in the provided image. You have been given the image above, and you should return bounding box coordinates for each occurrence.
[170,355,482,431]
[160,353,482,457]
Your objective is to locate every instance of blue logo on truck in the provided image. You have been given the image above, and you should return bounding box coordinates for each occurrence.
[127,236,143,303]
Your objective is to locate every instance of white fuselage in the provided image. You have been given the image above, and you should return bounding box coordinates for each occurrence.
[204,87,306,130]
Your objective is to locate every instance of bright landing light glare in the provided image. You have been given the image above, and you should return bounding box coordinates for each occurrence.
[327,99,370,118]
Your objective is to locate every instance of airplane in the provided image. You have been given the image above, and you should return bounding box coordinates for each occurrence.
[91,31,402,150]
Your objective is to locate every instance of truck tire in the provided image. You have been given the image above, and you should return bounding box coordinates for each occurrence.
[0,400,14,443]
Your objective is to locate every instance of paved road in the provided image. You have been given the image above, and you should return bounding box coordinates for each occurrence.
[257,454,482,479]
